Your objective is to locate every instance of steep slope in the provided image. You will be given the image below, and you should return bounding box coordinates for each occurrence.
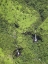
[0,0,48,64]
[38,17,48,35]
[25,0,48,21]
[0,0,41,33]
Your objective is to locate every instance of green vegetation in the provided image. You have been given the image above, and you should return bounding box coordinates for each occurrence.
[0,0,48,64]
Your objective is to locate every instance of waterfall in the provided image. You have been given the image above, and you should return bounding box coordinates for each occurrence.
[17,50,20,56]
[34,34,37,42]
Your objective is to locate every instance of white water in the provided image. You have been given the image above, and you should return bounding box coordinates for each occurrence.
[35,34,37,42]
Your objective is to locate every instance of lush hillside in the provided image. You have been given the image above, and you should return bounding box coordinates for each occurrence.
[25,0,48,21]
[0,0,48,64]
[38,17,48,35]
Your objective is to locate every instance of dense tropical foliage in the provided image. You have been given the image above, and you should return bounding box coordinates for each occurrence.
[0,0,48,64]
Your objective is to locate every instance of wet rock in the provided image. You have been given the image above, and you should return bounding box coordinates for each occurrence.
[22,31,43,42]
[13,47,23,57]
[32,34,43,42]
